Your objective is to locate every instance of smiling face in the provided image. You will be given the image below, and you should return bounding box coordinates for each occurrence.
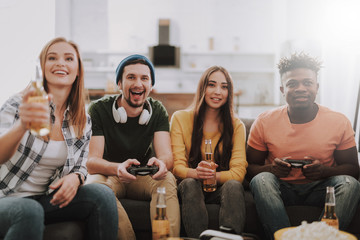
[44,42,78,91]
[204,71,229,110]
[118,63,152,108]
[280,68,319,110]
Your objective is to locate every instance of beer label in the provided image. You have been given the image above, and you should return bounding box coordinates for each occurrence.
[152,219,170,239]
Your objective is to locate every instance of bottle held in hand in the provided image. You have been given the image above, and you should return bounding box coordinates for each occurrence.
[27,62,50,137]
[321,186,339,229]
[203,139,217,192]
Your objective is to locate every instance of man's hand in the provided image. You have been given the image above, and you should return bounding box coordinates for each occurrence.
[270,158,291,178]
[147,157,167,180]
[117,159,139,183]
[302,158,324,181]
[49,173,80,208]
[195,160,218,180]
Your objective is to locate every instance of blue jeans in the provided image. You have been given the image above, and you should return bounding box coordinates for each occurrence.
[0,183,118,240]
[250,172,360,240]
[178,178,246,238]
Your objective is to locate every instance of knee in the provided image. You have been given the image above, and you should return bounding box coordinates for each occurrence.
[178,178,198,192]
[222,180,244,195]
[249,172,278,192]
[178,178,201,198]
[11,198,44,223]
[333,175,360,193]
[82,183,117,205]
[164,172,177,186]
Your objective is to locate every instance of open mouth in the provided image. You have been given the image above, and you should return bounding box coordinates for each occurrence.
[211,97,222,103]
[53,70,68,76]
[130,90,145,100]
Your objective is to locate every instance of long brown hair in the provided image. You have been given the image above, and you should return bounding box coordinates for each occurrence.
[39,37,86,139]
[188,66,234,171]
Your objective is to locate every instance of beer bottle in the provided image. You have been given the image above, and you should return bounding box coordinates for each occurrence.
[203,139,217,192]
[152,187,170,240]
[27,61,50,137]
[321,186,339,229]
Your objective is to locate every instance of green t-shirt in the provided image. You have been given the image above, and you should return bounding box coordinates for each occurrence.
[88,95,169,164]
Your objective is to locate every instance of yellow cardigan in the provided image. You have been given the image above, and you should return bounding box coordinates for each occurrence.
[170,109,248,184]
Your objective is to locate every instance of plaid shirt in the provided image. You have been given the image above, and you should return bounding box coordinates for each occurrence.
[0,93,91,198]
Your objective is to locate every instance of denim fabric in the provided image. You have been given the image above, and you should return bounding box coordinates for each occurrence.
[250,172,360,240]
[0,183,118,240]
[178,178,246,238]
[0,197,44,240]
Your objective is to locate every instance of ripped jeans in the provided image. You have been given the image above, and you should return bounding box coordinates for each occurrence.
[250,172,360,240]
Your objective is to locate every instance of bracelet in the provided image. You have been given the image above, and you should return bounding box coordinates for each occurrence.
[75,173,84,185]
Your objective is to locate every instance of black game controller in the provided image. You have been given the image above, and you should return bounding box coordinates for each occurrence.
[283,159,313,168]
[127,165,159,176]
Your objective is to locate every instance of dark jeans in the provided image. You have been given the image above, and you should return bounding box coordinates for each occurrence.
[178,178,246,238]
[0,183,118,240]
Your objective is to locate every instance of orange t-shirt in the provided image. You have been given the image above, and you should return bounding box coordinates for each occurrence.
[247,105,356,184]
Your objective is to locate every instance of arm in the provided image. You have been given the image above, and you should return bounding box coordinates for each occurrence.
[0,121,27,164]
[87,136,118,176]
[0,90,49,164]
[86,136,138,182]
[246,146,291,179]
[303,116,359,181]
[148,131,173,179]
[303,146,359,180]
[170,111,193,179]
[246,145,270,179]
[217,119,248,184]
[152,131,173,170]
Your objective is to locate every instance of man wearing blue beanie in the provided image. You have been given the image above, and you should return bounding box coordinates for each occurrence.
[86,54,180,239]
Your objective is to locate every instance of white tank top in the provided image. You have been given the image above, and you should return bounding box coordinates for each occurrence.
[10,140,67,197]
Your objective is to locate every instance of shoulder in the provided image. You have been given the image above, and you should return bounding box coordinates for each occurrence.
[0,93,23,115]
[88,95,116,112]
[172,109,194,122]
[254,105,287,124]
[233,116,244,126]
[147,97,169,120]
[318,105,350,121]
[147,97,166,111]
[316,105,353,130]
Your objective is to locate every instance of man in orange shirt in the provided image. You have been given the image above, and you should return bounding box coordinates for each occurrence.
[247,53,360,240]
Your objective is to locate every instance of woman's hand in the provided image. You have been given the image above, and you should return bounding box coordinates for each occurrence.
[195,160,218,180]
[49,173,80,208]
[19,89,50,130]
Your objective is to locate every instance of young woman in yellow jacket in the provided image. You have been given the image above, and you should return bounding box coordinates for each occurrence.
[170,66,248,237]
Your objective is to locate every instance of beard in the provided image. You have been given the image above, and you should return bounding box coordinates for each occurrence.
[124,94,145,108]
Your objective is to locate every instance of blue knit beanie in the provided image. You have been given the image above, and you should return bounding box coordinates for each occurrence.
[115,54,155,86]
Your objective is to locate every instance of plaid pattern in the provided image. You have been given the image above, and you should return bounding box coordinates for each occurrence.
[0,93,91,198]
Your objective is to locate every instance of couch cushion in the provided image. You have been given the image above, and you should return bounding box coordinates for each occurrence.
[121,198,151,231]
[43,221,84,240]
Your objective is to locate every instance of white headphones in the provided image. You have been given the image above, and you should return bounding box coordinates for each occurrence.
[112,94,152,125]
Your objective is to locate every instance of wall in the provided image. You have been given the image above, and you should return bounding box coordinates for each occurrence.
[0,0,55,105]
[108,0,284,53]
[56,0,109,51]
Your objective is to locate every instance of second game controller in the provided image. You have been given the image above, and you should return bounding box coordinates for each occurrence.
[283,159,312,168]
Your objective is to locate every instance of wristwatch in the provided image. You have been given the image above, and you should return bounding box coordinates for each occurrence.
[75,173,84,185]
